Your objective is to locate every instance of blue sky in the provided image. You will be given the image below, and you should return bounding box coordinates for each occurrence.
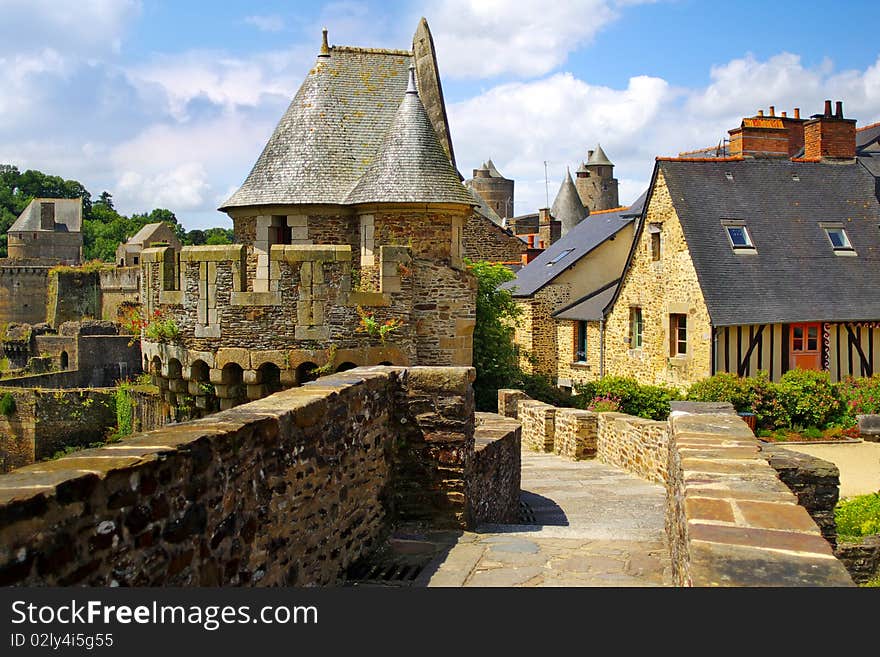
[1,0,878,228]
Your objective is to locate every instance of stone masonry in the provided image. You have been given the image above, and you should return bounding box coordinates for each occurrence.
[0,366,519,586]
[603,169,713,387]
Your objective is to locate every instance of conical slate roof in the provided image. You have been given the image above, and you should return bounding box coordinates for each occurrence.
[485,159,504,178]
[587,143,614,167]
[345,67,473,205]
[551,169,588,235]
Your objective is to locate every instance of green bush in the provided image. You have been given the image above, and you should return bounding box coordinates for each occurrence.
[687,372,751,410]
[115,383,134,437]
[775,369,840,429]
[575,376,680,421]
[0,392,15,417]
[835,493,880,541]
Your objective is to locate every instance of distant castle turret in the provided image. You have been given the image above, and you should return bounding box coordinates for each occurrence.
[575,144,619,211]
[467,159,515,219]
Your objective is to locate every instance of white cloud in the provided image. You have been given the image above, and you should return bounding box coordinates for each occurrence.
[125,48,308,120]
[424,0,635,79]
[0,0,141,56]
[450,53,880,215]
[116,163,210,211]
[245,15,286,33]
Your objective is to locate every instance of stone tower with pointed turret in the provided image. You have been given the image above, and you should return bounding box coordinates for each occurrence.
[467,159,515,219]
[137,22,477,413]
[575,144,619,211]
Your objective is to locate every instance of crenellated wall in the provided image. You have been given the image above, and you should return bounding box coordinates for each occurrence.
[0,366,519,586]
[139,235,475,410]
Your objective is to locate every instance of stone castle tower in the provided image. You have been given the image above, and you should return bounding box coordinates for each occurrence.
[138,22,476,412]
[575,144,619,211]
[467,159,515,219]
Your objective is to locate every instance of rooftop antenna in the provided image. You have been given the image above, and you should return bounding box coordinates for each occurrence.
[543,160,549,207]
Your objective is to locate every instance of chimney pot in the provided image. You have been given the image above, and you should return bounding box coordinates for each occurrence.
[758,109,764,117]
[794,107,800,119]
[769,105,775,116]
[539,240,545,249]
[781,111,787,118]
[835,101,843,118]
[824,100,832,117]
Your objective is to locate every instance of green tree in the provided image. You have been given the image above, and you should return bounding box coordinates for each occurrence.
[467,259,522,411]
[204,227,233,244]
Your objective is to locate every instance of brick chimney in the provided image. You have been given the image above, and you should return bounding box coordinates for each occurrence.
[803,100,856,160]
[40,202,55,230]
[728,110,791,158]
[538,208,561,248]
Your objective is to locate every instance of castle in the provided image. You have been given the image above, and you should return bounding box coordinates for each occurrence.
[139,22,478,411]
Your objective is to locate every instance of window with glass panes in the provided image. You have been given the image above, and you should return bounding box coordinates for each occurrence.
[670,314,687,356]
[629,308,643,349]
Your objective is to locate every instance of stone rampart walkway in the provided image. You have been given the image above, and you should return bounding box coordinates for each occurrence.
[424,450,672,586]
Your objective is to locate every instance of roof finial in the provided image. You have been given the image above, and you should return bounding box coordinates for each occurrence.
[406,63,417,94]
[319,27,330,57]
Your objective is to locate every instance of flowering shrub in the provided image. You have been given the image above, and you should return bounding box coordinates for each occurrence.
[118,304,179,343]
[587,394,621,413]
[356,306,403,344]
[836,375,880,426]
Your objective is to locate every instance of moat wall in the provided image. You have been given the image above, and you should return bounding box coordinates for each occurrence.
[0,366,519,586]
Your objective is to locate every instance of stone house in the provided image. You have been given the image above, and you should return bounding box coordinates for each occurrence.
[598,101,880,388]
[6,198,82,264]
[140,20,479,410]
[116,222,182,267]
[503,196,642,387]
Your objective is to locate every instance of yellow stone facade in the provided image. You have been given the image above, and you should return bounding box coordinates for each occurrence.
[602,169,712,389]
[512,222,633,383]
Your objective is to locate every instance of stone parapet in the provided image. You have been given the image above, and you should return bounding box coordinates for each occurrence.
[666,412,853,587]
[517,399,556,452]
[497,389,531,418]
[0,366,514,586]
[597,412,667,483]
[471,412,522,525]
[554,408,597,460]
[761,444,840,547]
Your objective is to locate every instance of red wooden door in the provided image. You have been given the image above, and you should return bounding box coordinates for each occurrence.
[790,323,821,370]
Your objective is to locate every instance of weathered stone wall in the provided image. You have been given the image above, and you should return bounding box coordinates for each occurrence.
[497,388,531,419]
[0,266,49,325]
[139,204,476,409]
[47,269,102,328]
[517,399,556,452]
[603,169,713,387]
[554,408,597,460]
[761,444,840,546]
[0,387,117,473]
[99,267,139,321]
[596,412,668,484]
[835,537,880,584]
[0,366,518,586]
[462,214,525,263]
[514,285,571,377]
[666,411,853,586]
[7,231,81,264]
[470,412,521,525]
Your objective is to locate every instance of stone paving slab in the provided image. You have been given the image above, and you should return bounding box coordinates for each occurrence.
[425,450,673,587]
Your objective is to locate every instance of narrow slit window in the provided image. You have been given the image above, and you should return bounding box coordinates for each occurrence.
[670,314,687,356]
[576,321,587,363]
[629,307,643,349]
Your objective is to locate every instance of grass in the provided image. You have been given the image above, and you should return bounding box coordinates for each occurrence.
[756,426,859,442]
[835,492,880,543]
